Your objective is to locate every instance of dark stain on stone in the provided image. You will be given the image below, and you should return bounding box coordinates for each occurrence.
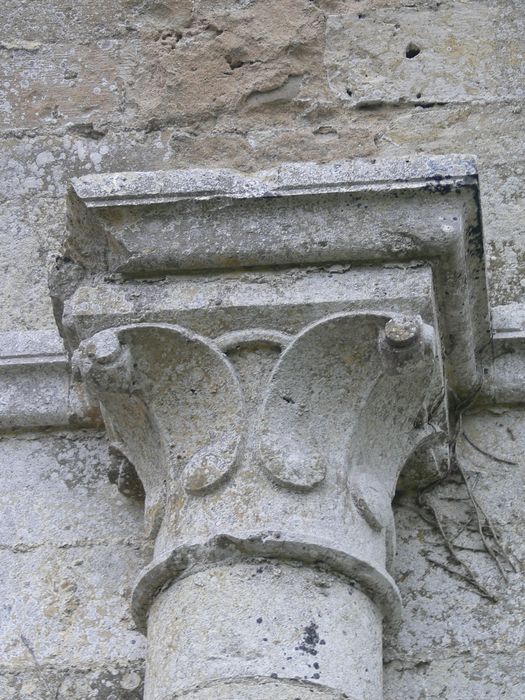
[466,220,485,261]
[424,181,454,195]
[296,621,320,655]
[67,122,106,140]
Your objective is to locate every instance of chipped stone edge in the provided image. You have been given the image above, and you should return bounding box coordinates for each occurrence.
[484,304,525,404]
[71,154,478,207]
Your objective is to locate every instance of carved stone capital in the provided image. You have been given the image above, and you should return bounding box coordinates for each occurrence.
[51,155,492,699]
[75,311,439,698]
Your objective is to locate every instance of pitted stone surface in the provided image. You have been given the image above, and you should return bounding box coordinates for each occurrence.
[1,1,525,329]
[47,148,501,699]
[0,431,147,697]
[2,1,525,698]
[145,563,382,700]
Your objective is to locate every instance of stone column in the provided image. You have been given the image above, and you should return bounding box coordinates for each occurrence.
[76,312,438,700]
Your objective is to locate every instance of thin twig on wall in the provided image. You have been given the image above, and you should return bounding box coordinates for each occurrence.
[414,379,519,601]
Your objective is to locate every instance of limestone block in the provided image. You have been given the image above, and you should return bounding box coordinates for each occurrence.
[0,43,123,131]
[0,545,145,668]
[0,199,66,331]
[385,652,525,700]
[0,429,147,692]
[1,0,132,43]
[121,0,325,129]
[384,407,525,698]
[64,266,435,350]
[0,332,72,429]
[325,4,525,107]
[0,664,144,700]
[0,431,143,546]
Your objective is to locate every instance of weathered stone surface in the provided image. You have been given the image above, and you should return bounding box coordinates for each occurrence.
[1,0,525,330]
[0,43,124,132]
[2,0,525,698]
[483,303,525,403]
[325,4,525,107]
[72,309,439,698]
[0,331,87,429]
[121,0,325,130]
[0,0,133,43]
[0,544,144,667]
[56,156,489,399]
[0,664,144,700]
[385,407,525,699]
[146,563,382,699]
[0,431,143,547]
[0,430,147,695]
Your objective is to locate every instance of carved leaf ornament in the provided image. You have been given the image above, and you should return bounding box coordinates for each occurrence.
[77,313,436,516]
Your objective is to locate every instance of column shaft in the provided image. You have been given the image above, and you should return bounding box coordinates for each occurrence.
[145,562,382,700]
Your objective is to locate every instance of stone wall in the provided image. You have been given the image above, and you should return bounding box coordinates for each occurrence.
[1,1,524,698]
[3,417,524,698]
[3,0,525,330]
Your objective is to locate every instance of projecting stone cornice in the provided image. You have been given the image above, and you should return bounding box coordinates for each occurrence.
[3,156,520,436]
[0,330,92,430]
[54,154,488,402]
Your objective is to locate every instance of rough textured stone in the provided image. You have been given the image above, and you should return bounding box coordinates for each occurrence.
[72,312,437,697]
[147,563,382,699]
[51,154,501,698]
[0,330,92,429]
[0,430,147,697]
[2,0,525,698]
[3,412,523,699]
[325,4,525,107]
[0,1,524,326]
[55,156,489,400]
[385,407,525,699]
